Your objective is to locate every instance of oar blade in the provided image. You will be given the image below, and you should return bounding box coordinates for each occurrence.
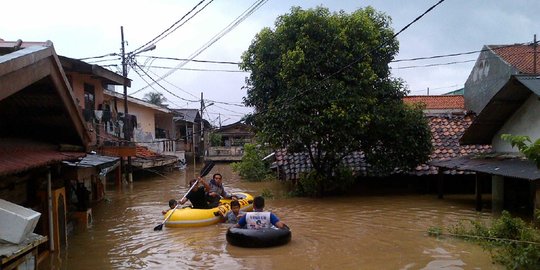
[153,224,164,231]
[200,161,215,177]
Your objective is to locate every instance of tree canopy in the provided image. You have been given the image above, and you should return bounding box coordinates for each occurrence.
[241,6,432,193]
[143,92,167,106]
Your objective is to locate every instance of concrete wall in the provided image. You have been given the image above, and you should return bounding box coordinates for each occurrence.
[68,73,105,110]
[116,102,155,142]
[464,46,519,113]
[493,94,540,152]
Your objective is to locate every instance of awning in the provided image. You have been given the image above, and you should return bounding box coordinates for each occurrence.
[0,140,86,177]
[62,154,119,172]
[430,154,540,181]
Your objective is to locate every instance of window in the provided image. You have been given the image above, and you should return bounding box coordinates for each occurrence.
[84,83,95,110]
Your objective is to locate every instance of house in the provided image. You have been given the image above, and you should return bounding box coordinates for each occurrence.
[104,90,181,169]
[58,56,125,201]
[0,40,91,267]
[273,95,490,184]
[206,121,255,162]
[172,108,203,161]
[433,43,540,217]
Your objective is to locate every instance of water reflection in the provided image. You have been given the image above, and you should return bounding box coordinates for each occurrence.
[42,164,502,270]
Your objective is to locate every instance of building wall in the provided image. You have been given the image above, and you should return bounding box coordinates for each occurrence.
[116,102,156,142]
[68,73,105,110]
[464,46,519,113]
[492,95,540,152]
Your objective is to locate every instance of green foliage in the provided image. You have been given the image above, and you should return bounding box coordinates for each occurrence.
[241,6,432,194]
[231,143,271,181]
[449,211,540,269]
[427,226,443,237]
[295,165,355,197]
[209,133,222,147]
[501,134,540,168]
[261,188,274,199]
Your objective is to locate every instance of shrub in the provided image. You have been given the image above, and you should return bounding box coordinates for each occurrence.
[449,211,540,269]
[231,143,271,181]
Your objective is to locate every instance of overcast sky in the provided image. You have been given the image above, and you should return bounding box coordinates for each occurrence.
[3,0,540,126]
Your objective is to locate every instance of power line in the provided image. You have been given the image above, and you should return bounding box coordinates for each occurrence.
[134,0,268,93]
[129,66,200,100]
[325,0,447,81]
[77,53,116,61]
[205,99,246,107]
[393,59,476,70]
[137,55,240,65]
[131,62,200,103]
[243,0,449,121]
[130,0,214,55]
[143,65,247,73]
[392,42,529,63]
[130,64,187,108]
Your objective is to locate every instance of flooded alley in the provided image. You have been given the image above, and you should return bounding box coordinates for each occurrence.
[42,164,501,269]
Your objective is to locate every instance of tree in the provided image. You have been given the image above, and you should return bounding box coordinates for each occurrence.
[241,6,432,194]
[143,92,167,106]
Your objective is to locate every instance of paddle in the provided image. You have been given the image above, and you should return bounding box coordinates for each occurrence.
[154,161,215,231]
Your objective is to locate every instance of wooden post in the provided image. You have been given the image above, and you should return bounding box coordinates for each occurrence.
[531,180,540,221]
[475,173,483,211]
[492,175,504,214]
[437,171,444,199]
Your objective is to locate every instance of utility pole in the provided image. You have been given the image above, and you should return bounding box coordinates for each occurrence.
[120,26,133,183]
[218,113,221,129]
[119,27,156,183]
[200,92,205,160]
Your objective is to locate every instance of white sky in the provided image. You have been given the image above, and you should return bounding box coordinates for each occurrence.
[3,0,540,126]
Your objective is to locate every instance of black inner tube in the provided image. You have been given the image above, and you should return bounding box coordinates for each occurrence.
[226,227,291,248]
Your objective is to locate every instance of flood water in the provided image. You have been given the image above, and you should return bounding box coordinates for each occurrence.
[42,163,502,270]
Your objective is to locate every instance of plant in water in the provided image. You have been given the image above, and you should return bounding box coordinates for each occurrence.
[295,165,355,197]
[261,188,274,199]
[448,211,540,269]
[231,143,271,181]
[427,226,443,237]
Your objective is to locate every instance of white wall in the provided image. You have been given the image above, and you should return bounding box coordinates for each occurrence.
[493,94,540,152]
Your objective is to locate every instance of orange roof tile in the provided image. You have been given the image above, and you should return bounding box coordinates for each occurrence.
[403,95,465,110]
[489,44,540,74]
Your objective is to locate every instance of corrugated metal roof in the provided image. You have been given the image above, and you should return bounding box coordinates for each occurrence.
[172,109,200,123]
[0,139,86,176]
[62,154,119,169]
[431,155,540,181]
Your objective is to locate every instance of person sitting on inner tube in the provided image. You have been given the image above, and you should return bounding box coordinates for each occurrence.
[178,177,211,209]
[225,200,245,223]
[234,196,286,229]
[207,173,238,208]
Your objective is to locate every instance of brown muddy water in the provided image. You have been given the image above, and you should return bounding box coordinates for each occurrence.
[42,164,502,270]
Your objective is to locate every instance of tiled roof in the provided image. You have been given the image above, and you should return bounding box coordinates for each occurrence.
[489,44,540,74]
[415,113,492,175]
[403,95,465,110]
[136,145,160,158]
[273,112,492,180]
[0,139,86,176]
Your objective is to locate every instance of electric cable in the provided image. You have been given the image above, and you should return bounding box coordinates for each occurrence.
[130,0,213,55]
[134,0,268,93]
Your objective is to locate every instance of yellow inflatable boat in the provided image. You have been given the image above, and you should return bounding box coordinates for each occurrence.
[164,192,254,228]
